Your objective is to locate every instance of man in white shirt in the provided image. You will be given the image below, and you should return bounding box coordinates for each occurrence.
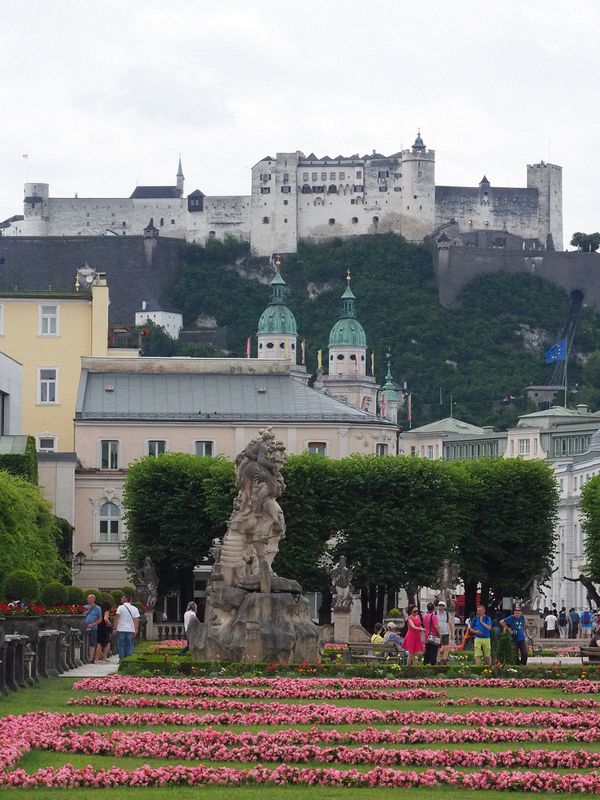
[178,601,198,656]
[545,611,558,639]
[113,593,140,660]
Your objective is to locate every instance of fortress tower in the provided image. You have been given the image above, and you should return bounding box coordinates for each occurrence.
[22,182,50,235]
[527,161,563,251]
[399,132,436,241]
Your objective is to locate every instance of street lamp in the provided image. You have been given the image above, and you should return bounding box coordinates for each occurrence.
[72,551,86,575]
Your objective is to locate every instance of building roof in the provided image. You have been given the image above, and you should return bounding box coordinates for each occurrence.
[76,364,391,424]
[517,405,600,429]
[406,417,486,436]
[0,435,29,455]
[129,186,182,199]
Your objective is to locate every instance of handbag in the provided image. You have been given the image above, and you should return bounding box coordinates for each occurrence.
[426,614,441,646]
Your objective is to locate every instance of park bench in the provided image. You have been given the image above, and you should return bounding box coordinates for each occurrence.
[579,646,600,665]
[345,641,407,664]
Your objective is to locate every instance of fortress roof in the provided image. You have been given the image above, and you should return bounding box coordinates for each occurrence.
[130,186,182,199]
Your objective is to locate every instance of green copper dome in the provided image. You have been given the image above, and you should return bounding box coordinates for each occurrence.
[257,270,298,335]
[381,355,399,401]
[328,274,367,347]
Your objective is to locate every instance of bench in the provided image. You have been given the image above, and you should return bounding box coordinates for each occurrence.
[345,641,407,664]
[580,646,600,665]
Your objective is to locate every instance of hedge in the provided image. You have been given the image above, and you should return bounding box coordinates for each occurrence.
[0,436,38,483]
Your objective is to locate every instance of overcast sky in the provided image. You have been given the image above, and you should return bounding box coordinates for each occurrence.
[1,0,598,243]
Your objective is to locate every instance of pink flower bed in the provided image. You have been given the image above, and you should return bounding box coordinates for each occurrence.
[440,696,600,709]
[72,674,600,696]
[149,640,187,651]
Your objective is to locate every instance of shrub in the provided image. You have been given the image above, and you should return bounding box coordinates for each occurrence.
[387,607,401,617]
[112,589,124,605]
[121,585,137,599]
[3,570,40,601]
[40,581,68,607]
[64,585,86,605]
[496,630,517,665]
[97,591,116,608]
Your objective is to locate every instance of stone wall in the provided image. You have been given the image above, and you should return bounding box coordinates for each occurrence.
[436,246,600,308]
[0,236,185,325]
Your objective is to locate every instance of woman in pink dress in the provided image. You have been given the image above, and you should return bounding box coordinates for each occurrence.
[403,607,425,666]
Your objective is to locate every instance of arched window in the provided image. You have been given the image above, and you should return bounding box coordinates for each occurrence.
[351,217,358,224]
[328,218,335,225]
[337,353,344,360]
[99,502,120,543]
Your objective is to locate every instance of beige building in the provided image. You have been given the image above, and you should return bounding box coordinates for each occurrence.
[72,356,398,589]
[0,271,136,452]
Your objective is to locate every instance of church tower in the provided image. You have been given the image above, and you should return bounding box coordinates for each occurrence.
[323,272,377,413]
[379,353,401,424]
[257,264,298,362]
[176,156,184,196]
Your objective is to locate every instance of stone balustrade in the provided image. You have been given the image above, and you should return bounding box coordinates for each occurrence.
[0,614,92,695]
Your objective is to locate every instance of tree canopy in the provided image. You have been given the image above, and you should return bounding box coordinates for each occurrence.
[571,232,600,253]
[579,475,600,581]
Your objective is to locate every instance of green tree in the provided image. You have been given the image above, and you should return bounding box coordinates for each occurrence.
[571,232,600,253]
[122,454,235,609]
[456,459,559,613]
[580,475,600,580]
[139,320,177,357]
[330,456,466,629]
[0,470,66,585]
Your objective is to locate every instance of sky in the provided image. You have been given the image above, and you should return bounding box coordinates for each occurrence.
[1,0,598,243]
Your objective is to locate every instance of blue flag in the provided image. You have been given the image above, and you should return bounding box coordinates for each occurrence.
[544,337,567,364]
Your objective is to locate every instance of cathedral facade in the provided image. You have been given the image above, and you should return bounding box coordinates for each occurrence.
[1,134,563,255]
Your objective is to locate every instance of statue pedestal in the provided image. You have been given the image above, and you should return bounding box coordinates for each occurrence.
[332,611,350,644]
[145,615,158,642]
[524,612,540,641]
[189,585,320,664]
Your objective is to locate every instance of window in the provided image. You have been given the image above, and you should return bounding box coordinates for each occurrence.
[147,440,166,457]
[307,441,327,456]
[99,502,120,543]
[283,173,289,183]
[39,304,58,336]
[356,170,362,179]
[376,443,388,456]
[195,441,214,457]
[328,218,335,225]
[38,368,57,403]
[518,438,530,455]
[208,230,216,238]
[372,216,379,224]
[101,440,119,470]
[378,170,389,178]
[280,185,291,193]
[378,186,387,192]
[171,219,175,225]
[352,217,358,224]
[312,172,318,181]
[260,187,270,194]
[262,216,270,224]
[303,173,309,181]
[330,172,336,180]
[160,217,164,226]
[321,172,327,181]
[339,172,345,180]
[353,184,364,192]
[426,445,434,459]
[37,436,56,452]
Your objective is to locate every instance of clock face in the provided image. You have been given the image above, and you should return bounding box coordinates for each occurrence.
[77,266,96,286]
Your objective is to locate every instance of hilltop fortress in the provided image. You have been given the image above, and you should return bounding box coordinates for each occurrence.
[1,133,563,255]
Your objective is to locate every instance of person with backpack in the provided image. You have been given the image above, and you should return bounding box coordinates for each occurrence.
[580,608,593,638]
[558,607,569,639]
[569,608,580,638]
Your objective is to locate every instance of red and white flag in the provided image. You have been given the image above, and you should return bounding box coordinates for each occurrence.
[245,337,251,358]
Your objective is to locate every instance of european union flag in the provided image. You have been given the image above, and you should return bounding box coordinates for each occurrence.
[544,337,567,364]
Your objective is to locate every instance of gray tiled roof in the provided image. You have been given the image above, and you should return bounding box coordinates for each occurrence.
[130,186,181,199]
[77,371,389,424]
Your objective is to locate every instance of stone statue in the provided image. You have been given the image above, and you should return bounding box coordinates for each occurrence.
[219,427,286,593]
[434,559,461,609]
[521,567,555,613]
[188,428,320,663]
[563,574,600,609]
[330,556,354,612]
[136,556,159,609]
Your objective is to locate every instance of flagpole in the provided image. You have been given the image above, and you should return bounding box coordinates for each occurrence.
[564,349,568,408]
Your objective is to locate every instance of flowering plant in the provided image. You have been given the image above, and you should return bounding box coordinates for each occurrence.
[0,602,86,616]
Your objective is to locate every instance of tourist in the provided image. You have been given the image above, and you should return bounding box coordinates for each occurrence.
[436,600,451,664]
[545,608,558,639]
[423,602,441,665]
[589,627,600,663]
[94,601,113,662]
[383,621,404,653]
[580,608,594,639]
[569,608,580,638]
[178,601,198,656]
[403,607,425,667]
[113,593,140,660]
[558,606,569,639]
[470,604,492,665]
[500,606,528,665]
[84,593,101,662]
[370,623,385,644]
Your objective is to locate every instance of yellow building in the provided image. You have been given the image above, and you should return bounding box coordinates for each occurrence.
[0,272,134,452]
